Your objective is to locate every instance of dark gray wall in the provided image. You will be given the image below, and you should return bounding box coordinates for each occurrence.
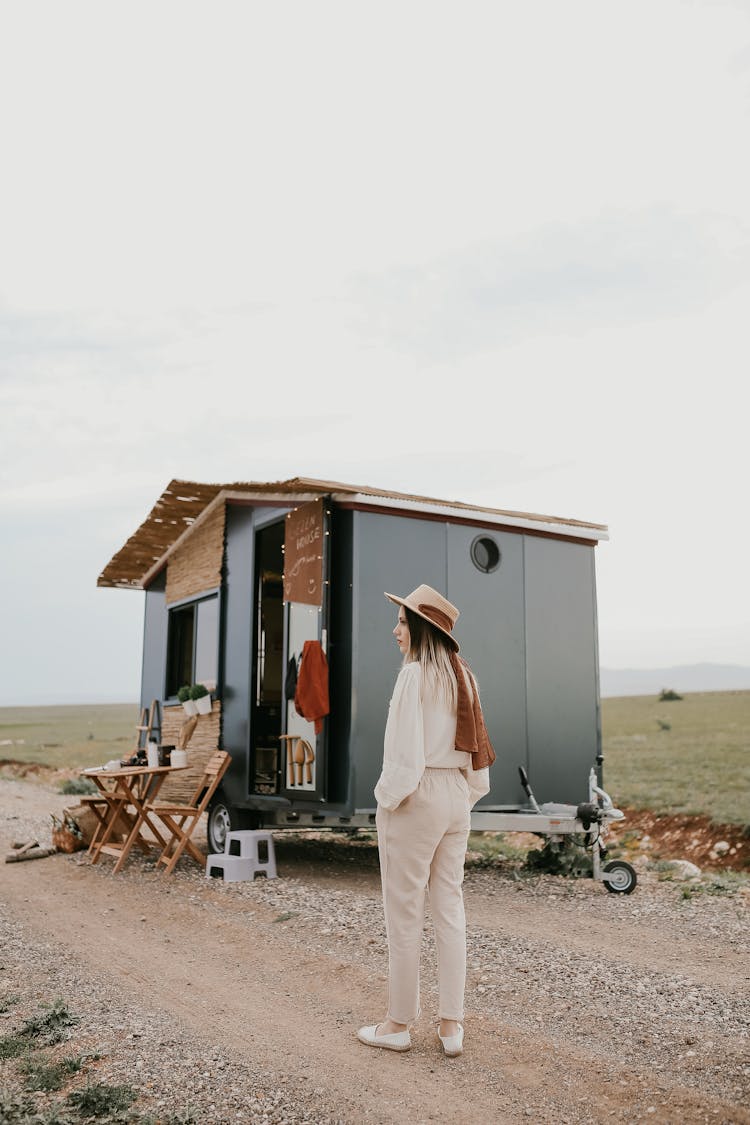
[350,511,449,809]
[222,505,255,803]
[347,511,601,810]
[140,572,167,712]
[524,536,600,803]
[447,524,527,807]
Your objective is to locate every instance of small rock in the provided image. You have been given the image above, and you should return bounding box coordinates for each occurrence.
[713,841,730,856]
[664,859,702,880]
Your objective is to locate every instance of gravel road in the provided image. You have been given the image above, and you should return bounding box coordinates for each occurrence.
[1,776,748,1124]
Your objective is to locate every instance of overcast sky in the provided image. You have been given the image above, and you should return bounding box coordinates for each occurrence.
[1,0,749,705]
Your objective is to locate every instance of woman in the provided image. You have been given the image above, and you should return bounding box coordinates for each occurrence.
[358,584,495,1057]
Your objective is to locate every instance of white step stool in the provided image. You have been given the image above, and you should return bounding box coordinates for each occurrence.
[205,829,277,882]
[205,854,257,882]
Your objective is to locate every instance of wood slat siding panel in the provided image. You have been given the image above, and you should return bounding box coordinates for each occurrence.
[159,702,222,804]
[165,502,225,605]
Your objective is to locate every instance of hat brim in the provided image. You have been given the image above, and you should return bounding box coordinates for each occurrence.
[384,591,460,652]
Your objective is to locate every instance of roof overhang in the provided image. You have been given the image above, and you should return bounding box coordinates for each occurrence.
[97,477,608,590]
[332,492,608,544]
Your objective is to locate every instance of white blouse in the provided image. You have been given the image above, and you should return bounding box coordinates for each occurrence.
[374,661,491,812]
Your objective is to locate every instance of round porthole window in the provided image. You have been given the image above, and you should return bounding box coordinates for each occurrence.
[470,535,501,574]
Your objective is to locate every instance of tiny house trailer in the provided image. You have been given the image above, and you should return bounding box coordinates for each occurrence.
[100,477,624,884]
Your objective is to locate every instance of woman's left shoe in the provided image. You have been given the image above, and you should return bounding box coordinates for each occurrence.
[357,1024,411,1052]
[438,1023,464,1057]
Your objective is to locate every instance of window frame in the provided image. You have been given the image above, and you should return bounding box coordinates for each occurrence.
[469,534,502,574]
[164,587,221,702]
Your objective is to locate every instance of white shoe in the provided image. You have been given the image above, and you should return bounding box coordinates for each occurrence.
[438,1023,464,1057]
[357,1023,411,1052]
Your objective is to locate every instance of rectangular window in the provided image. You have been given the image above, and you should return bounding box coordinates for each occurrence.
[166,594,219,698]
[195,597,219,685]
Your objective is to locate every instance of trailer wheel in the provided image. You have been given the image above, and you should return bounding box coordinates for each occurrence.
[207,793,259,854]
[602,860,637,894]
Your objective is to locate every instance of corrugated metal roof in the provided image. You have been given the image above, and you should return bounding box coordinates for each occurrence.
[97,476,608,589]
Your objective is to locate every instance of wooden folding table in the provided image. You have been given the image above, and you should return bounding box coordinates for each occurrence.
[80,763,187,874]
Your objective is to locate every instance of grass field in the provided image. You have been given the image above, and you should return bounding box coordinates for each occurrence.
[601,689,750,828]
[0,703,139,771]
[1,692,748,829]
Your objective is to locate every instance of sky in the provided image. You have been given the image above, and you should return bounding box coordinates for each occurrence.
[1,0,749,705]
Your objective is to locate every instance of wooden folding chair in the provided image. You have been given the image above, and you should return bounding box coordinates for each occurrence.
[80,700,162,848]
[145,751,231,875]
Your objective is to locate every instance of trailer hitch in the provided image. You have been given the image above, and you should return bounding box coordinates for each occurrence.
[575,801,602,831]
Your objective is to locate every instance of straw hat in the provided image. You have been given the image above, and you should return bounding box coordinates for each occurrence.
[384,584,460,651]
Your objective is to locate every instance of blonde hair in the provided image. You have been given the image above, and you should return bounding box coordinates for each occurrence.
[404,607,457,710]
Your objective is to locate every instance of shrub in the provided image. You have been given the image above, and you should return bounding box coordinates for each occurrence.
[67,1081,136,1118]
[189,683,209,700]
[22,1053,83,1092]
[177,685,192,703]
[20,999,79,1045]
[0,1034,28,1060]
[525,838,593,878]
[0,1094,41,1124]
[466,832,531,867]
[59,777,97,796]
[658,688,683,701]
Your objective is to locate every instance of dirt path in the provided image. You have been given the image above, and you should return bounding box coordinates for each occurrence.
[2,776,749,1124]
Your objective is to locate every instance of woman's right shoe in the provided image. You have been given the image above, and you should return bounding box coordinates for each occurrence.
[438,1023,464,1057]
[357,1024,411,1052]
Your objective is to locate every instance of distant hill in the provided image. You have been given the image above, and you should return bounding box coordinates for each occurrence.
[600,663,750,698]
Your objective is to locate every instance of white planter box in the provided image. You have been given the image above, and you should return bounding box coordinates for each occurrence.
[182,699,198,716]
[195,694,212,715]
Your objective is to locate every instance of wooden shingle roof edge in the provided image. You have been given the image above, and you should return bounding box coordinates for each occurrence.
[97,476,609,590]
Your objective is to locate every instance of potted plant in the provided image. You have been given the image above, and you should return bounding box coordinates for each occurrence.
[178,684,198,716]
[191,682,213,715]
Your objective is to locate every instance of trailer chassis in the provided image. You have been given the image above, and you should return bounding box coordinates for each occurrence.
[213,768,637,893]
[470,766,637,894]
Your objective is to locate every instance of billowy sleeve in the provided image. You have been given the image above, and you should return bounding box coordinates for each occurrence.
[374,664,425,811]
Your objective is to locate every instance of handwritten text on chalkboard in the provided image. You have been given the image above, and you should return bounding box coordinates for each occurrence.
[283,499,324,605]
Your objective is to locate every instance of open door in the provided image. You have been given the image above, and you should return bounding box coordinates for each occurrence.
[280,497,330,801]
[250,520,285,795]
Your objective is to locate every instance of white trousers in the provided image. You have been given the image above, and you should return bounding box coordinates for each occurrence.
[375,767,472,1024]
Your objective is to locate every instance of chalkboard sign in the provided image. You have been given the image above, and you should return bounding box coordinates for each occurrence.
[283,499,324,606]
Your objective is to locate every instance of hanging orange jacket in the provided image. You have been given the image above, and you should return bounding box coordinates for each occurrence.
[294,640,329,734]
